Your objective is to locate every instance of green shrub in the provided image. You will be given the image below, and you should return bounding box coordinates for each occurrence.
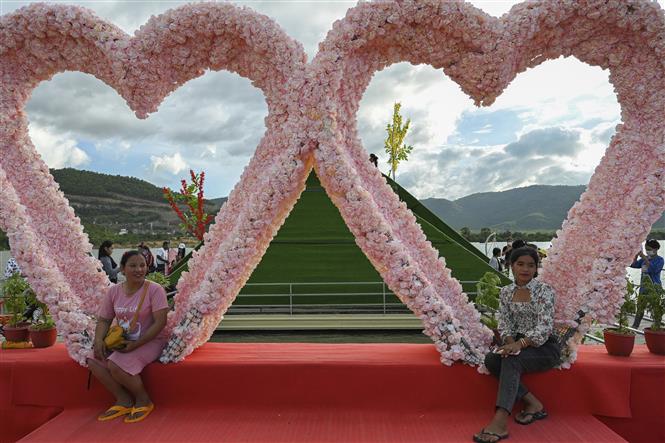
[614,279,637,334]
[639,278,664,331]
[475,272,502,329]
[1,273,30,327]
[146,272,171,289]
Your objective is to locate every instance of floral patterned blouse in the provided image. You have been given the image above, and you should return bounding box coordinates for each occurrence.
[497,279,555,347]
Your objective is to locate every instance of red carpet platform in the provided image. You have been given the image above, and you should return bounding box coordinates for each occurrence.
[1,343,663,442]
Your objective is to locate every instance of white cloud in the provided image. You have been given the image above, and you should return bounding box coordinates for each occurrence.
[28,124,90,168]
[150,152,188,175]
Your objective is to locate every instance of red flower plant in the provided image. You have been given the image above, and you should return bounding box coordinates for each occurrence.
[163,170,214,241]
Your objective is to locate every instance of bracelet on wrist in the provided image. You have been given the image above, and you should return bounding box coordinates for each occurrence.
[519,338,528,348]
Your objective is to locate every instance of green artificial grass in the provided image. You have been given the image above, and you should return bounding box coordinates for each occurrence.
[234,171,508,305]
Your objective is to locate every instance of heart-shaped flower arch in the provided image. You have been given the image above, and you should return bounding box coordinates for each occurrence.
[1,1,664,368]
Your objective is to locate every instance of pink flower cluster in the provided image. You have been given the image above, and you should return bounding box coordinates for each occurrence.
[2,1,664,368]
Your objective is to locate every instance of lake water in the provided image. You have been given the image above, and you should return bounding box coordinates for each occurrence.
[0,240,662,285]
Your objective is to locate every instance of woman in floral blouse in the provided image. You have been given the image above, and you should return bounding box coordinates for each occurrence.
[473,247,560,443]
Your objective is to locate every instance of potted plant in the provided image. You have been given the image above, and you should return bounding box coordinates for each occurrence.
[638,278,665,355]
[603,279,637,356]
[475,272,502,345]
[1,273,30,342]
[26,291,57,348]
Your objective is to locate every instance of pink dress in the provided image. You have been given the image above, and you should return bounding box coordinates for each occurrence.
[98,281,169,375]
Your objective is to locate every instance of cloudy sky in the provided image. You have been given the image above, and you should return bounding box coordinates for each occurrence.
[2,0,662,200]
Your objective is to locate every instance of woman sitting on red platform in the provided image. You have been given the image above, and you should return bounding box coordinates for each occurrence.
[473,247,560,443]
[88,250,169,423]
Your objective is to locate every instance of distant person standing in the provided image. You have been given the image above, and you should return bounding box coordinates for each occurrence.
[176,244,186,264]
[630,239,663,328]
[155,241,170,274]
[369,153,379,168]
[139,244,156,273]
[98,240,120,284]
[504,239,526,270]
[167,246,178,275]
[489,247,503,272]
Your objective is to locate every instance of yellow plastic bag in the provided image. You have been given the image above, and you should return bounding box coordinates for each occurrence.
[103,325,126,350]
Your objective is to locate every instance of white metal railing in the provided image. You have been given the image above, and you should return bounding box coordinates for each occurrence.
[232,281,481,315]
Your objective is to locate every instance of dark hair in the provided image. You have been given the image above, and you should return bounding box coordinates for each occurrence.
[646,239,661,250]
[163,241,170,248]
[511,239,526,249]
[492,247,501,256]
[120,250,145,267]
[98,240,113,259]
[509,247,540,277]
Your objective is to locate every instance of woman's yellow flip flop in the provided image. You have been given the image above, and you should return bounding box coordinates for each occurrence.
[97,405,133,421]
[124,404,155,423]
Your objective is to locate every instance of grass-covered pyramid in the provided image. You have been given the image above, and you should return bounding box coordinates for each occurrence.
[215,171,508,308]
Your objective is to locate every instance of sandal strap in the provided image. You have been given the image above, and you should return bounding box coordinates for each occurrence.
[106,405,131,412]
[131,405,154,413]
[477,429,508,442]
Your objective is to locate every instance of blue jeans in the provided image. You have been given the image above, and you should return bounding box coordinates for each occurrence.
[484,337,560,413]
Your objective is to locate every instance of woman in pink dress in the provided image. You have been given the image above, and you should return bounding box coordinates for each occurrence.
[88,250,169,423]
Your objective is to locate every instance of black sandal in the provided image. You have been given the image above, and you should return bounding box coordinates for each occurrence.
[472,429,509,442]
[515,409,548,425]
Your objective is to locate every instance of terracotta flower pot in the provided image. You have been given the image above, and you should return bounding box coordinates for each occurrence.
[29,327,57,348]
[644,328,665,355]
[603,329,635,356]
[3,323,30,342]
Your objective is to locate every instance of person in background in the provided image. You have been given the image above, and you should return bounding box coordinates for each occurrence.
[537,248,548,268]
[473,247,559,443]
[631,239,663,328]
[503,239,526,272]
[489,247,503,272]
[167,246,178,275]
[155,241,170,274]
[98,240,120,284]
[4,256,20,278]
[139,244,156,274]
[501,245,510,268]
[369,153,379,168]
[176,243,186,264]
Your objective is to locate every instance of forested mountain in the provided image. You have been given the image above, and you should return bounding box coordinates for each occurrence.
[422,185,665,231]
[52,168,165,202]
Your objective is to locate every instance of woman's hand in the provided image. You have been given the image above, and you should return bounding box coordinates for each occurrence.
[497,341,522,357]
[94,340,108,360]
[117,340,139,353]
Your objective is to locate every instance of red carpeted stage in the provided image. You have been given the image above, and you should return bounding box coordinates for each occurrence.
[1,343,663,443]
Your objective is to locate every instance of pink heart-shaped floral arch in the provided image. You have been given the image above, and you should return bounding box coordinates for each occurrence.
[1,1,664,368]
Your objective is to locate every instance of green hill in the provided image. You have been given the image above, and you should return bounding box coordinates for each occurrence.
[422,185,665,231]
[0,168,225,249]
[51,168,165,202]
